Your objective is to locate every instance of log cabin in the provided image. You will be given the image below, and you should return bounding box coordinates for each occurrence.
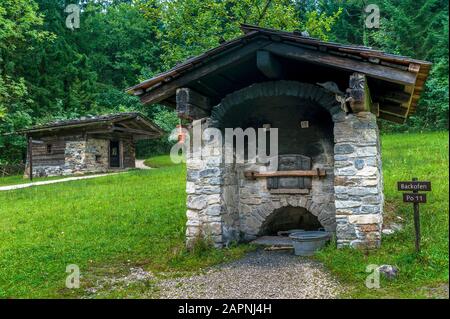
[20,112,163,178]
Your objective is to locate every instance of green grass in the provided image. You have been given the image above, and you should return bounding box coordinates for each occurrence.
[143,155,182,168]
[0,160,251,298]
[316,131,449,298]
[0,133,448,298]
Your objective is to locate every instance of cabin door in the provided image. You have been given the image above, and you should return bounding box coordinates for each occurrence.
[109,140,120,168]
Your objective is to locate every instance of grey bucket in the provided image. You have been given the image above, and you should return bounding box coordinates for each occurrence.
[289,231,331,256]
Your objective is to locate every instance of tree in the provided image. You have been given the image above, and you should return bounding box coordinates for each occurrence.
[0,0,49,163]
[140,0,341,68]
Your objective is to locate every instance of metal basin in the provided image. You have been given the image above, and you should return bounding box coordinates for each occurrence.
[289,231,331,256]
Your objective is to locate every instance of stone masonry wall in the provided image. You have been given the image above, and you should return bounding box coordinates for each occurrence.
[333,112,384,248]
[238,143,335,241]
[186,119,236,248]
[185,83,384,249]
[85,138,109,172]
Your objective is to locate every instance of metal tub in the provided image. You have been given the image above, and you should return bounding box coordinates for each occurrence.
[289,231,331,256]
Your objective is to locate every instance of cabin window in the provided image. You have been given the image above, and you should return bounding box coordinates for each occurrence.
[95,155,102,163]
[46,144,52,154]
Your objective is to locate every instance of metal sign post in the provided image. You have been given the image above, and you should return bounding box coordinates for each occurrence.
[397,178,431,253]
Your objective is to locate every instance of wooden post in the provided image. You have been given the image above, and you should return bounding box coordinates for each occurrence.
[348,72,372,113]
[28,135,33,181]
[176,88,211,120]
[412,177,421,252]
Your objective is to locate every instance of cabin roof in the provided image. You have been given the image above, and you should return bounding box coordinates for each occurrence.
[127,24,432,124]
[19,112,164,138]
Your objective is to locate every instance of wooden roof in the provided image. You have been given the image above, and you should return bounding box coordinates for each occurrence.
[128,24,432,124]
[19,112,164,139]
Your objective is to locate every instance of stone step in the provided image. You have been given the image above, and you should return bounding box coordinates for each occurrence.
[251,236,294,247]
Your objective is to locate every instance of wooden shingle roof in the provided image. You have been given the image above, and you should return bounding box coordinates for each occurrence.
[128,24,432,123]
[19,112,164,138]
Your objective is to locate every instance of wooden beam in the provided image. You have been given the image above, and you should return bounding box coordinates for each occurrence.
[244,169,326,180]
[378,111,406,124]
[376,90,411,104]
[348,73,372,113]
[265,43,417,86]
[111,126,160,137]
[379,103,409,117]
[139,39,272,105]
[256,50,283,79]
[28,136,33,181]
[176,88,211,120]
[371,102,380,117]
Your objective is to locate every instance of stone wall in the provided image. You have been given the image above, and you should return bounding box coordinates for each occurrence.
[184,82,384,249]
[237,152,335,241]
[27,135,136,177]
[85,138,109,172]
[333,112,384,248]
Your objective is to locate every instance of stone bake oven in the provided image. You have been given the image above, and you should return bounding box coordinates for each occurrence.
[128,25,431,249]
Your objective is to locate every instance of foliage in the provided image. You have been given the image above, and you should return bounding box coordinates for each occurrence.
[140,0,341,68]
[0,0,448,164]
[320,0,449,132]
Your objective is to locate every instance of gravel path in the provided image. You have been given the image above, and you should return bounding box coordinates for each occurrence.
[0,172,121,191]
[158,249,342,299]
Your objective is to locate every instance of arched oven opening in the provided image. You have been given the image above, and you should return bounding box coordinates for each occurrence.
[258,206,322,236]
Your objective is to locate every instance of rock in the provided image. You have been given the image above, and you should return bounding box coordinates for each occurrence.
[382,228,395,235]
[378,265,399,279]
[391,223,403,232]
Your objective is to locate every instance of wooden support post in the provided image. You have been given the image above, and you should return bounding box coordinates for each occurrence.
[412,177,421,252]
[176,88,211,120]
[28,135,33,181]
[348,72,372,113]
[256,50,283,79]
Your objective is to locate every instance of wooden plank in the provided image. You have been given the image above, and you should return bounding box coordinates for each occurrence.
[265,43,417,86]
[256,50,283,79]
[378,111,406,124]
[348,73,372,113]
[139,39,272,105]
[380,103,409,117]
[244,169,326,179]
[176,88,211,120]
[376,91,411,104]
[28,136,33,181]
[111,126,159,136]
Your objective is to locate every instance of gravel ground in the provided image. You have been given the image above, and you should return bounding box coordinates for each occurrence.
[157,249,342,299]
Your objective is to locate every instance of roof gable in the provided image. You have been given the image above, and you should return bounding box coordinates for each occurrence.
[128,24,432,123]
[20,112,164,138]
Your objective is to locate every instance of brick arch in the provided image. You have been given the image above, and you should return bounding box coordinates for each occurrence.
[210,80,343,128]
[246,199,335,238]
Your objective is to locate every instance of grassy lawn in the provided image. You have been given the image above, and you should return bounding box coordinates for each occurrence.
[0,132,448,298]
[316,131,449,298]
[0,163,250,298]
[143,154,182,168]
